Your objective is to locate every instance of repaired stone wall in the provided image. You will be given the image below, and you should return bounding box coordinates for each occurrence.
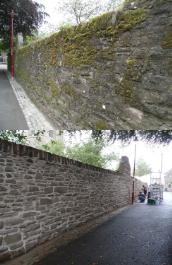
[0,140,133,263]
[15,0,172,129]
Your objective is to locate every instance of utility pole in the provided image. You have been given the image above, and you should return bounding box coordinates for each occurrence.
[10,10,15,79]
[132,143,137,204]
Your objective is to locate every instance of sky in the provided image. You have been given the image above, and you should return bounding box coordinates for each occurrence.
[36,0,124,33]
[63,131,172,185]
[36,0,65,32]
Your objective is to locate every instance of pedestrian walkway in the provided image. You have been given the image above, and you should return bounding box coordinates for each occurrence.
[0,67,28,129]
[0,66,55,129]
[35,192,172,265]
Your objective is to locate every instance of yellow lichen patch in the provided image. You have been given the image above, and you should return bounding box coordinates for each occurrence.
[47,80,60,97]
[127,58,137,67]
[118,79,134,101]
[95,120,109,129]
[161,32,172,49]
[61,83,78,98]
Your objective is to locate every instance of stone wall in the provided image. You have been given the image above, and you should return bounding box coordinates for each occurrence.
[0,140,136,263]
[15,0,172,129]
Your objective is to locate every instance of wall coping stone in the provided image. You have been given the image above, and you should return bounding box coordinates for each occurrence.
[0,140,129,176]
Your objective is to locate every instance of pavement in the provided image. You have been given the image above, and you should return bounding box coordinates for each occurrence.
[35,192,172,265]
[0,65,54,129]
[0,65,28,129]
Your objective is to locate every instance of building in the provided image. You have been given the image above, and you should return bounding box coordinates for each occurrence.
[164,169,172,191]
[0,51,7,64]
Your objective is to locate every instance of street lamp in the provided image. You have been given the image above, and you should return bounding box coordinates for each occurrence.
[10,10,15,79]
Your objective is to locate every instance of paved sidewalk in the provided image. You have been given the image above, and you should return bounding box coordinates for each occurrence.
[0,65,55,130]
[35,192,172,265]
[9,76,55,130]
[0,68,28,129]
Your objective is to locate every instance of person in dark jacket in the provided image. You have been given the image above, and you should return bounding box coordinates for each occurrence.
[143,185,147,196]
[138,192,145,203]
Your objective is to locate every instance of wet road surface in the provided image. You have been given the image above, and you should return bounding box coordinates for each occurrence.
[0,67,28,129]
[35,192,172,265]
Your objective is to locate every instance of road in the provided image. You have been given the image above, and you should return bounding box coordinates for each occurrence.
[0,65,28,129]
[35,192,172,265]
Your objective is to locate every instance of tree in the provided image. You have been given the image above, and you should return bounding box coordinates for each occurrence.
[57,0,102,25]
[90,130,172,144]
[1,130,172,145]
[41,140,65,156]
[0,131,27,144]
[0,130,45,144]
[40,137,118,168]
[66,138,118,168]
[0,0,48,47]
[135,159,152,176]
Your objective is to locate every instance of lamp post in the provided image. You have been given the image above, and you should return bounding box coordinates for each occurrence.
[132,143,137,204]
[10,10,15,79]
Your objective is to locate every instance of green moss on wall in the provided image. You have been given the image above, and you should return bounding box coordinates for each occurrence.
[17,8,147,68]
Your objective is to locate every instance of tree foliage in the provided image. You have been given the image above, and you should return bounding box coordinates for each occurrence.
[90,130,172,144]
[135,159,152,177]
[0,130,45,144]
[41,140,65,156]
[0,130,27,144]
[1,130,172,145]
[66,139,118,168]
[41,138,118,168]
[0,0,48,47]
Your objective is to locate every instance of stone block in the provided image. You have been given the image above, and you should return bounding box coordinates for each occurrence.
[29,186,39,192]
[0,246,8,253]
[25,240,37,252]
[6,173,13,178]
[0,222,3,229]
[0,186,7,192]
[54,187,68,194]
[6,179,16,184]
[35,173,42,180]
[40,198,52,205]
[5,167,14,172]
[4,233,21,244]
[11,246,25,258]
[0,249,11,262]
[5,217,23,226]
[44,187,53,194]
[22,211,37,218]
[9,240,23,250]
[24,223,40,233]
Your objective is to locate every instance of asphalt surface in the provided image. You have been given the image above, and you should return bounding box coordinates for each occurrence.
[35,192,172,265]
[0,66,28,129]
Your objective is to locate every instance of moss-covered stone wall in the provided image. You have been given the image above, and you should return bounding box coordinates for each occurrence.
[15,0,172,129]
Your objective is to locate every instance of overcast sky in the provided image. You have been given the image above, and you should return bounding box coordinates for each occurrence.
[36,0,123,33]
[64,131,172,175]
